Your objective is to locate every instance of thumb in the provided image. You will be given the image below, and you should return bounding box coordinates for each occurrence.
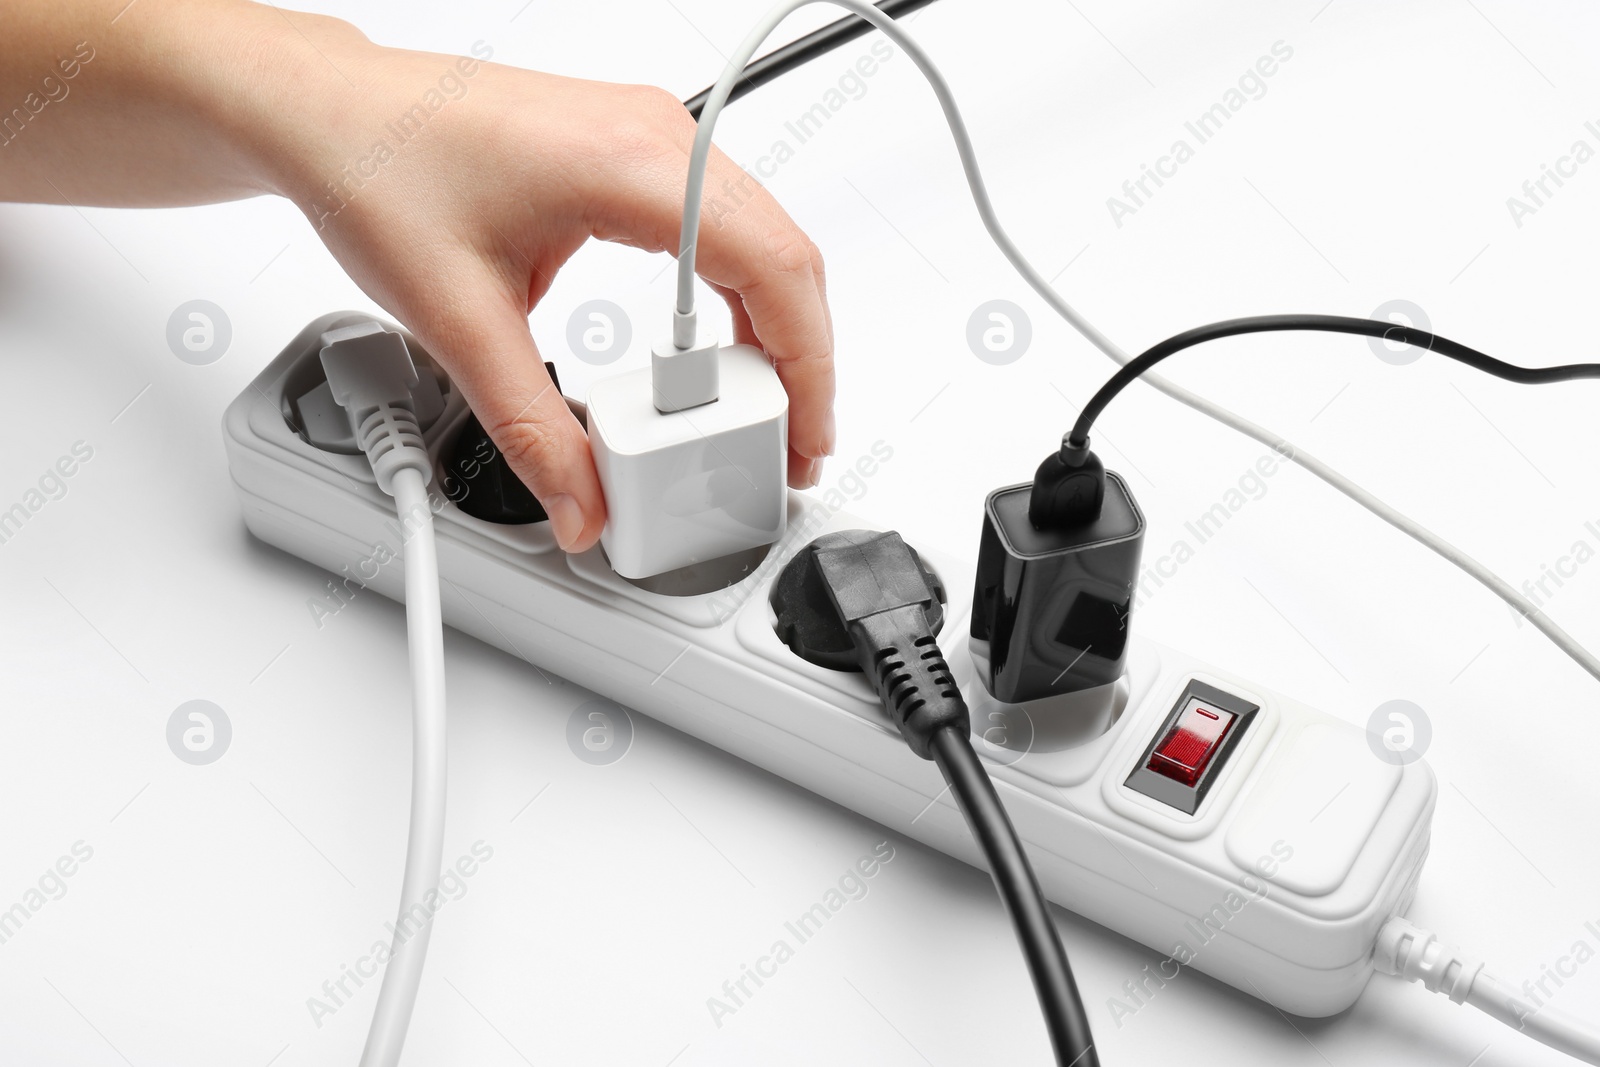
[415,293,606,552]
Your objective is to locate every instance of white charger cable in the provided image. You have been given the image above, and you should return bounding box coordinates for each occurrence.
[320,323,448,1067]
[1376,916,1600,1064]
[677,0,1600,686]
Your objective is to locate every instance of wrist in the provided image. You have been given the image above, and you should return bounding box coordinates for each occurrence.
[148,3,377,200]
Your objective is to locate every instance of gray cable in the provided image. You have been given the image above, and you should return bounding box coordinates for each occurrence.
[678,0,1600,684]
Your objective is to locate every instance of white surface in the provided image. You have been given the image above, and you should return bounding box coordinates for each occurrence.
[1,2,1597,1066]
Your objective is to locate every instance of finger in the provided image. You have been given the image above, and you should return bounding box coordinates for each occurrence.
[630,171,837,461]
[714,282,821,488]
[789,444,822,488]
[410,280,606,552]
[709,281,758,348]
[718,225,832,470]
[579,89,837,463]
[682,151,837,464]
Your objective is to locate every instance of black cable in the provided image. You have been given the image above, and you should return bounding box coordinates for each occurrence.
[930,724,1099,1067]
[682,0,943,118]
[1069,314,1600,447]
[796,529,1100,1067]
[674,14,1087,1059]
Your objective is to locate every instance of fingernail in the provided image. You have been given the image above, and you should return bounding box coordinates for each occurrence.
[545,493,584,550]
[822,410,837,457]
[806,457,825,488]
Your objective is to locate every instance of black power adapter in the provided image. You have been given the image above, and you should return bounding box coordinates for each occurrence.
[970,439,1145,706]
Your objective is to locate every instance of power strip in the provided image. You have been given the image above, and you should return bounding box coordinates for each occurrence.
[225,314,1438,1018]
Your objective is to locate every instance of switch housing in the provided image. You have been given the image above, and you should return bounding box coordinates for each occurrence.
[1125,679,1259,814]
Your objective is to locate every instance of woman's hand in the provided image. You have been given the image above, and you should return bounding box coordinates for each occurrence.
[1,2,837,552]
[270,32,837,551]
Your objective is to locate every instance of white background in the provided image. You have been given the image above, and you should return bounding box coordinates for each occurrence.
[2,1,1598,1065]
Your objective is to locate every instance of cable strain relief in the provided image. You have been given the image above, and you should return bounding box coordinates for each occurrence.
[652,326,720,413]
[672,307,698,351]
[355,402,433,496]
[1028,443,1107,530]
[852,608,970,760]
[1373,916,1485,1004]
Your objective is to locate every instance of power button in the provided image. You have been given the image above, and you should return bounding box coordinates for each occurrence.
[1148,699,1236,786]
[1126,680,1259,814]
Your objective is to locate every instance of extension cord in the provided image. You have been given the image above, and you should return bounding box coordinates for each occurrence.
[225,314,1438,1019]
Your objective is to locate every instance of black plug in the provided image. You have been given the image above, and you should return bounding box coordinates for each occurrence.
[442,361,566,526]
[444,412,548,525]
[773,530,967,759]
[1027,435,1105,529]
[772,530,1101,1066]
[770,529,946,671]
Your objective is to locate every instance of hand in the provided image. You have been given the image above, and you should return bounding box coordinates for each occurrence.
[263,26,837,551]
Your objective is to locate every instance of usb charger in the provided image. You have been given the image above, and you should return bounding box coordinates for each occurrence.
[586,329,789,580]
[971,444,1145,707]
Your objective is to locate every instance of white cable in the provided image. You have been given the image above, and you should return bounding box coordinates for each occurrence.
[359,465,448,1067]
[677,0,1600,685]
[1376,916,1600,1064]
[320,324,449,1067]
[1469,973,1600,1065]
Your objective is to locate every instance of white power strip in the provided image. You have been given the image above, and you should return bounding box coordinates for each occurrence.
[225,314,1438,1018]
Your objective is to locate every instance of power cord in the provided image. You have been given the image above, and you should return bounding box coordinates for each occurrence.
[320,323,449,1067]
[1068,314,1600,446]
[807,529,1099,1067]
[1047,314,1600,682]
[1375,916,1600,1065]
[677,0,1600,686]
[682,0,940,119]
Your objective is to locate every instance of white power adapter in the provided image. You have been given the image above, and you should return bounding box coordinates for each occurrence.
[586,328,788,579]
